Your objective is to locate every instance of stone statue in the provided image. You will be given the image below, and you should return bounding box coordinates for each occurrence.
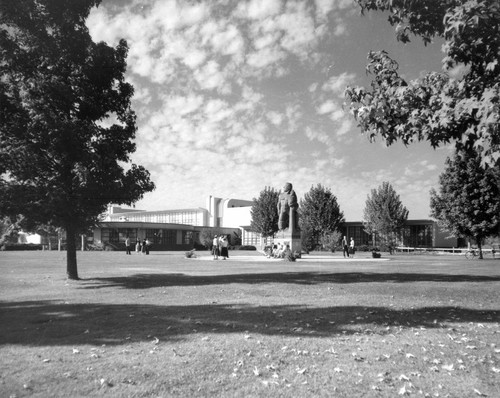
[277,182,299,232]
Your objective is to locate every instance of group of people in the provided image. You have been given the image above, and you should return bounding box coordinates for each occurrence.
[342,236,356,258]
[125,237,151,255]
[267,243,293,259]
[212,235,229,260]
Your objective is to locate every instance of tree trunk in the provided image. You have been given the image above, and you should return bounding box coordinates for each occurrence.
[66,223,79,280]
[477,236,483,260]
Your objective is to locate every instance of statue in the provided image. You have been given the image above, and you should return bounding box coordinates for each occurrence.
[277,182,299,232]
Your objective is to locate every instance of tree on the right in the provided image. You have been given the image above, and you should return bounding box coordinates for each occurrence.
[345,0,500,167]
[430,150,500,259]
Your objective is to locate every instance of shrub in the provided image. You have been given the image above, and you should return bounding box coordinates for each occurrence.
[1,243,43,251]
[238,245,257,251]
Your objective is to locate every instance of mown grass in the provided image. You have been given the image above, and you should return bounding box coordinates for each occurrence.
[0,250,499,397]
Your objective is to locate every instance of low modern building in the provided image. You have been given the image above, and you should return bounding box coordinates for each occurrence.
[91,197,463,251]
[341,220,461,249]
[92,197,255,250]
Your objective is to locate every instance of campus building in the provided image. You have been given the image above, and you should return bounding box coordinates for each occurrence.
[91,196,460,251]
[92,196,255,251]
[341,220,461,249]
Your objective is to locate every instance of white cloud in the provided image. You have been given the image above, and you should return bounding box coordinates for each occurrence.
[322,72,356,95]
[236,0,282,20]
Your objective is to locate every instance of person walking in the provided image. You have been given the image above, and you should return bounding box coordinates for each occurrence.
[212,235,219,260]
[135,240,141,254]
[349,237,355,258]
[125,236,131,255]
[219,235,229,260]
[342,236,349,258]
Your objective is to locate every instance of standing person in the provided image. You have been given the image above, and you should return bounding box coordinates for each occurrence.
[349,237,355,258]
[125,236,131,255]
[135,240,140,254]
[145,238,150,255]
[342,236,349,258]
[142,239,147,255]
[219,235,229,260]
[212,235,219,260]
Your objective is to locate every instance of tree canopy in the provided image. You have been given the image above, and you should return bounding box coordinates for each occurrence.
[0,0,155,279]
[250,187,279,238]
[299,184,344,249]
[345,0,500,167]
[363,181,409,246]
[430,150,500,258]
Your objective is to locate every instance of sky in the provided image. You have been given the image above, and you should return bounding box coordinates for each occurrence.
[87,0,454,221]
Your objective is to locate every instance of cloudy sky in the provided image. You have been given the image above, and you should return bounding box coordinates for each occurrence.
[87,0,453,220]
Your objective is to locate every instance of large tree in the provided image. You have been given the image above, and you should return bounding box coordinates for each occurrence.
[345,0,500,167]
[0,0,155,279]
[250,186,279,238]
[430,150,500,259]
[363,181,409,247]
[299,184,345,250]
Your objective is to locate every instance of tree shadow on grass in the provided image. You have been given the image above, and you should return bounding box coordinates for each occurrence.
[1,300,498,347]
[81,272,500,290]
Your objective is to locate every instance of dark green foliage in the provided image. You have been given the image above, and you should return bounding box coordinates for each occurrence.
[250,187,279,238]
[0,0,155,279]
[199,228,223,249]
[238,245,257,251]
[430,150,500,259]
[346,0,500,167]
[363,182,409,246]
[299,184,345,249]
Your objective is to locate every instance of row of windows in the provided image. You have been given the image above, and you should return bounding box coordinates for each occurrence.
[342,224,433,247]
[110,211,205,226]
[101,228,195,245]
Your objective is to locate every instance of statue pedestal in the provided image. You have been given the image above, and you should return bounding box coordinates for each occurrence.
[274,229,302,257]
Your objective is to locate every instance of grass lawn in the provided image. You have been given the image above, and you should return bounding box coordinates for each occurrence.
[0,250,499,397]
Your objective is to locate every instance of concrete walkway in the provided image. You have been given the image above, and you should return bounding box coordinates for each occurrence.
[196,254,390,262]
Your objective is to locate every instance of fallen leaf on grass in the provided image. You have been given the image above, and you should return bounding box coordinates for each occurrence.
[442,364,454,371]
[333,367,342,373]
[399,375,410,381]
[473,388,487,396]
[253,366,261,377]
[100,378,113,387]
[398,385,409,395]
[72,348,80,354]
[42,359,51,363]
[296,368,307,375]
[491,367,500,373]
[151,337,159,345]
[405,353,415,358]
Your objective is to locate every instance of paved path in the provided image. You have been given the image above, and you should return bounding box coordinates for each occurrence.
[196,254,390,262]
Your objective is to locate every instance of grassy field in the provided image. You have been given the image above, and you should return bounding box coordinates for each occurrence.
[0,250,499,397]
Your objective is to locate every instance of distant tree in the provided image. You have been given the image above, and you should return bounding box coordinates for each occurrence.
[250,187,279,238]
[363,182,409,248]
[299,184,345,250]
[0,216,21,247]
[345,0,500,167]
[199,228,223,249]
[0,0,155,279]
[319,230,342,253]
[430,150,500,259]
